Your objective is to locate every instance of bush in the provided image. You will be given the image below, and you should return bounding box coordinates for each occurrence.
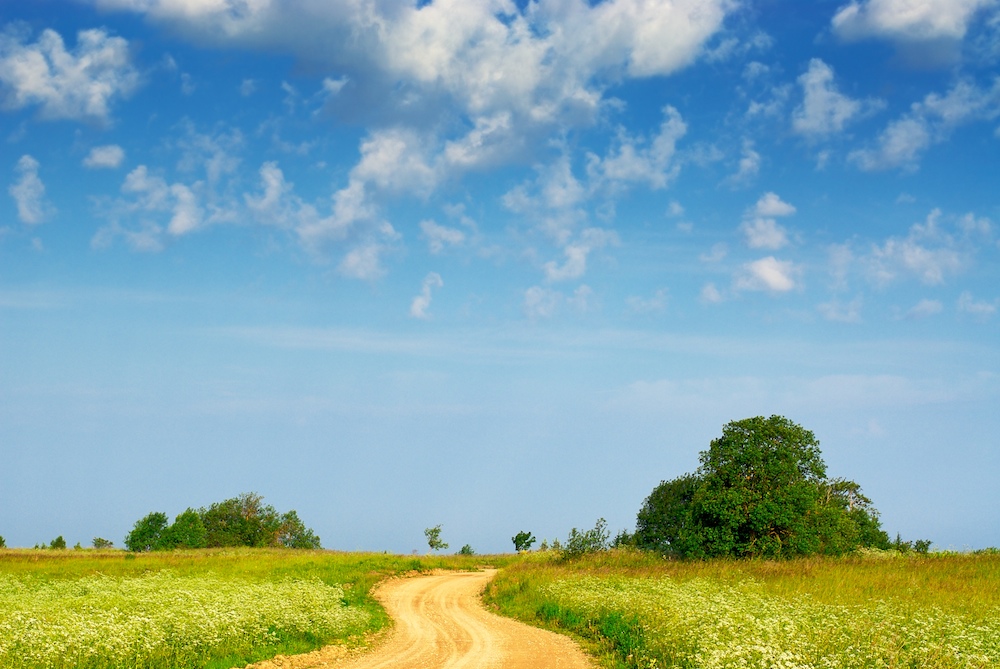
[49,536,67,550]
[562,518,610,559]
[0,535,5,548]
[92,537,114,549]
[459,544,475,555]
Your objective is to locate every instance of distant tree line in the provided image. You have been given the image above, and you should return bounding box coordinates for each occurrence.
[125,492,320,552]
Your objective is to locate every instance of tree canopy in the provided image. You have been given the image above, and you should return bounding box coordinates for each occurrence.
[635,416,890,559]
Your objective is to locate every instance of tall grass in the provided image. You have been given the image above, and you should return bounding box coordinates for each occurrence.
[485,549,1000,669]
[0,548,509,669]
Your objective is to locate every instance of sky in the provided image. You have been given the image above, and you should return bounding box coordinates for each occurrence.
[1,0,998,553]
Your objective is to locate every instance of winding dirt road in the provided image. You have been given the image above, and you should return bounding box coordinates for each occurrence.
[344,570,594,669]
[255,570,595,669]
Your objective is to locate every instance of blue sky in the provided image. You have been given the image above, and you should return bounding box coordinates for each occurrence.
[1,0,998,553]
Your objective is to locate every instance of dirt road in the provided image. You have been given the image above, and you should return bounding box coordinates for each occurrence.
[268,569,594,669]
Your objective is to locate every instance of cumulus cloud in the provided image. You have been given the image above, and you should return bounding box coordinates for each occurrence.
[0,26,139,122]
[850,78,1000,171]
[832,0,995,42]
[734,256,798,292]
[792,59,880,137]
[8,154,52,224]
[740,192,795,250]
[728,139,761,185]
[410,272,444,319]
[83,144,125,169]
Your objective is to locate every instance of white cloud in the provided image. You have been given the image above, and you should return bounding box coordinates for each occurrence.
[83,144,125,169]
[818,297,864,323]
[626,289,668,314]
[524,285,560,320]
[587,105,687,190]
[90,219,164,252]
[905,298,944,319]
[0,27,139,122]
[754,191,797,217]
[742,218,789,250]
[700,282,724,303]
[867,209,966,284]
[410,272,444,319]
[734,256,798,292]
[339,244,385,281]
[728,139,761,184]
[420,220,465,254]
[957,291,998,318]
[832,0,995,42]
[699,243,728,264]
[240,78,256,96]
[740,192,795,250]
[792,59,876,136]
[850,78,1000,171]
[543,227,618,282]
[8,154,52,225]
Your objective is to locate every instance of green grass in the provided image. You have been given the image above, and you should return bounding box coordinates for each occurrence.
[0,548,512,669]
[484,549,1000,669]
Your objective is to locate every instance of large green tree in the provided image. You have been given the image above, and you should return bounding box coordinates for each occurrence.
[635,416,889,559]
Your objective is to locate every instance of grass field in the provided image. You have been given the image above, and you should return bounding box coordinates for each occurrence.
[0,548,507,669]
[484,549,1000,669]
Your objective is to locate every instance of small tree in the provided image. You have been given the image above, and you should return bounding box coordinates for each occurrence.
[512,530,536,552]
[0,535,6,548]
[424,525,448,552]
[49,535,67,550]
[92,537,114,549]
[125,512,169,552]
[458,544,475,555]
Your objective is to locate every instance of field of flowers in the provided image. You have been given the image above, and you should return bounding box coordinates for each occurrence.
[0,572,366,669]
[0,548,499,669]
[486,550,1000,669]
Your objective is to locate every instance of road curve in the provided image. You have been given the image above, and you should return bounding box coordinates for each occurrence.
[334,569,595,669]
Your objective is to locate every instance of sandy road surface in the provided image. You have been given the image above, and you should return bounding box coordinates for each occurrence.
[253,570,594,669]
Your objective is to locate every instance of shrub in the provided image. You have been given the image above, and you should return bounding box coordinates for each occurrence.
[459,544,475,555]
[562,518,610,559]
[0,535,5,548]
[92,537,114,549]
[49,536,67,550]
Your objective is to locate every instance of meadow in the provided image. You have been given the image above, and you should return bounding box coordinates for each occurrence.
[0,548,504,669]
[485,549,1000,669]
